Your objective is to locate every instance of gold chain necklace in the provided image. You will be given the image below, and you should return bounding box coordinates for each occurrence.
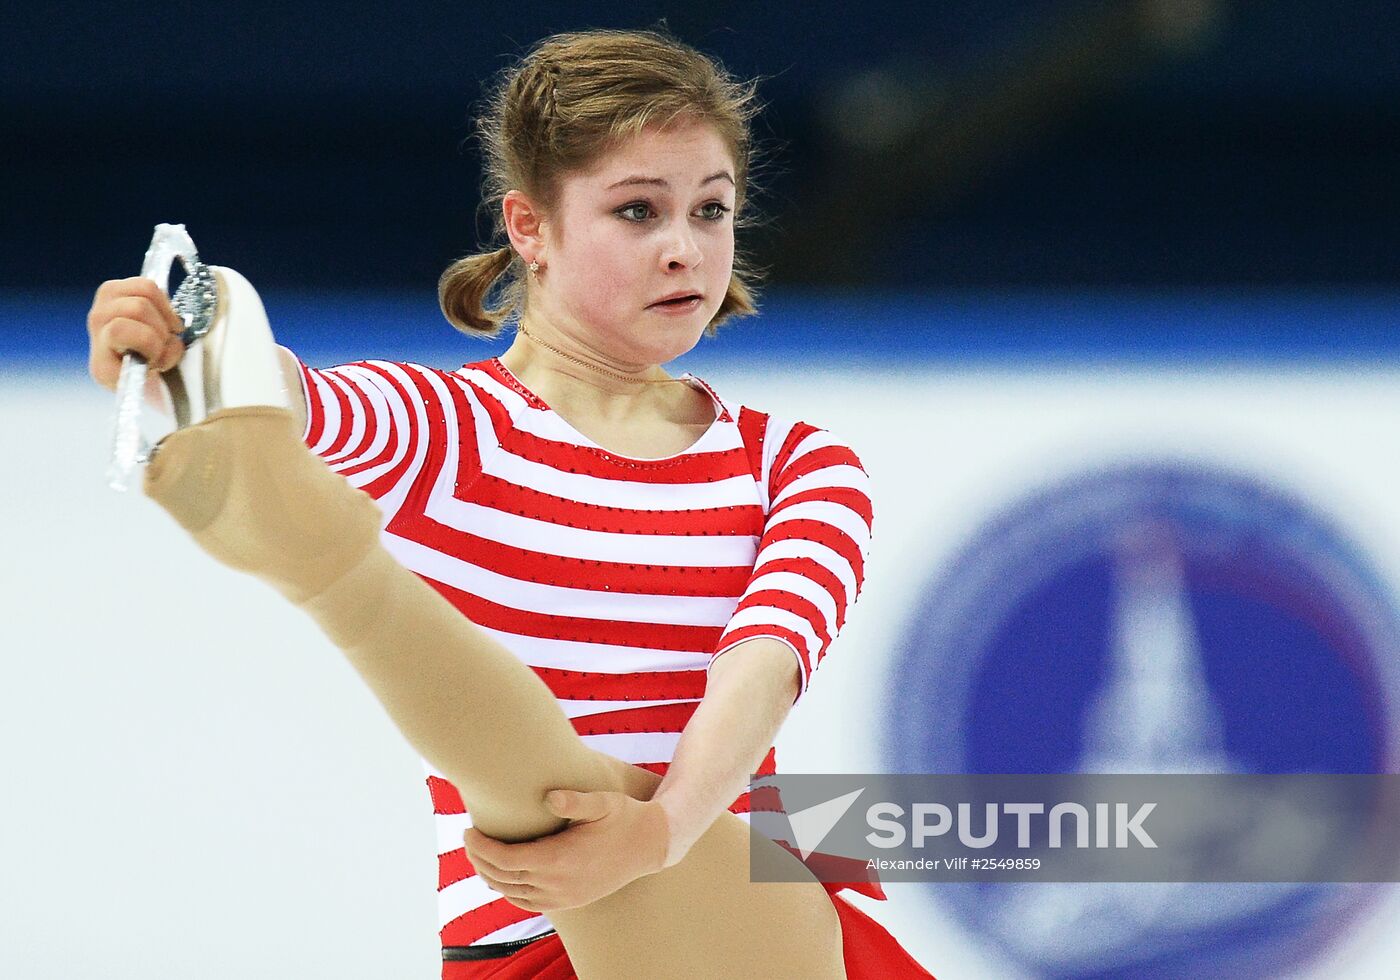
[516,322,684,387]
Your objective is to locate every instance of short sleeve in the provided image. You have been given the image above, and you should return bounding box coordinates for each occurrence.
[709,419,874,705]
[291,351,479,507]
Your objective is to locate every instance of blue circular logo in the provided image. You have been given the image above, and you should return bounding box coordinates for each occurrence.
[887,462,1400,978]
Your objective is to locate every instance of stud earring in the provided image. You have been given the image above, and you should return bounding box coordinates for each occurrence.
[528,260,540,276]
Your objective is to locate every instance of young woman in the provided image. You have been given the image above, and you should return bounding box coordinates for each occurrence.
[87,28,933,980]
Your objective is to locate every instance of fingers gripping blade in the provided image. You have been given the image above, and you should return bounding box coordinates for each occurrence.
[107,223,217,491]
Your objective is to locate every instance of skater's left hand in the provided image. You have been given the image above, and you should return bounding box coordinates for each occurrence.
[463,790,671,912]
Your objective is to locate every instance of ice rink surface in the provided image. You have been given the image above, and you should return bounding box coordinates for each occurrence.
[6,350,1400,978]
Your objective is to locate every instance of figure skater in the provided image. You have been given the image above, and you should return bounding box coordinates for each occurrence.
[86,28,933,980]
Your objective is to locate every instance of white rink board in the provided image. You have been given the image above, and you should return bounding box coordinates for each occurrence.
[3,365,1399,980]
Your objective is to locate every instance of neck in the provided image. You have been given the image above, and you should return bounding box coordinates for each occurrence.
[501,319,683,400]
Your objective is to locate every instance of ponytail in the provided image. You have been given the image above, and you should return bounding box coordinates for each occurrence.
[438,245,520,338]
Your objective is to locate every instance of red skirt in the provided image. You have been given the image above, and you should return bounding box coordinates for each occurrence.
[441,879,934,980]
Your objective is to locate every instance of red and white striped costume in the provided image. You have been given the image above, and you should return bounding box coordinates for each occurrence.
[294,354,873,950]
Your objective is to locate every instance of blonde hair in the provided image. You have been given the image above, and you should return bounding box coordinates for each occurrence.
[438,27,763,339]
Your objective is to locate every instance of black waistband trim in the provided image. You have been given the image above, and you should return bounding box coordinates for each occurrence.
[442,932,556,961]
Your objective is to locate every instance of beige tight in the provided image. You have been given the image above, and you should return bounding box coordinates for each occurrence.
[144,406,844,980]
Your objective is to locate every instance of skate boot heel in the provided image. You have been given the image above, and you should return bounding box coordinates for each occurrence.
[165,264,289,427]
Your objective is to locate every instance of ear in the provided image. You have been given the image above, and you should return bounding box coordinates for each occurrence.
[502,190,547,266]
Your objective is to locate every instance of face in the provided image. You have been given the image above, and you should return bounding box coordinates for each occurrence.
[524,119,738,366]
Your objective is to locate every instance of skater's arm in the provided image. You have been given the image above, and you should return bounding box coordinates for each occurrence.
[711,424,873,703]
[643,424,876,866]
[649,637,799,868]
[281,354,455,494]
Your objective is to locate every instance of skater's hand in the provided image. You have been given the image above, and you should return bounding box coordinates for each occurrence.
[463,790,671,912]
[87,276,187,390]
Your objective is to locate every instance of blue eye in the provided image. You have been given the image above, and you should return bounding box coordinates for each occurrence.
[698,202,732,220]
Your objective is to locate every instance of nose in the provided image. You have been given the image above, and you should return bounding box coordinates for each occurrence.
[660,218,704,271]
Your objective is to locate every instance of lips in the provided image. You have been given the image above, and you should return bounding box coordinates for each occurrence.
[649,291,703,308]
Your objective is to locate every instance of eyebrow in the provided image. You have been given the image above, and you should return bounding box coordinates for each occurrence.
[606,170,735,190]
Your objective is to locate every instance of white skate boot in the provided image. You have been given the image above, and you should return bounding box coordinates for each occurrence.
[108,223,289,489]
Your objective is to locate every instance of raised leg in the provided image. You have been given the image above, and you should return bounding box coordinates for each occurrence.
[143,407,843,979]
